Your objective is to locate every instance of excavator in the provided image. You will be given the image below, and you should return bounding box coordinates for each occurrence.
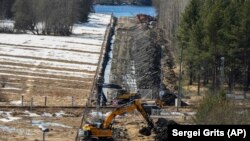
[78,99,155,141]
[114,92,141,104]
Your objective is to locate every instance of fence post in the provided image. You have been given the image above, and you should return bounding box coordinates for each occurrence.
[44,96,47,106]
[72,96,75,107]
[30,97,33,111]
[21,95,24,106]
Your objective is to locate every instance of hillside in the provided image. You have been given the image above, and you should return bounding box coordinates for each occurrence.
[0,13,111,106]
[0,13,112,141]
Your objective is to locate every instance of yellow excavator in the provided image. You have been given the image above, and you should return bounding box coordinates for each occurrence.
[79,100,155,141]
[115,92,139,100]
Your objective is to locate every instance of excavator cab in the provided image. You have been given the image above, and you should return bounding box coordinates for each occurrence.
[79,124,113,140]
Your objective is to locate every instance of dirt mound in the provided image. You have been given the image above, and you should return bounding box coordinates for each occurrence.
[139,127,151,136]
[155,118,179,141]
[161,93,188,106]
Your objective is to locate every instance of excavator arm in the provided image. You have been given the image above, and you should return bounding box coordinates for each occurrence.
[103,100,154,129]
[133,100,154,129]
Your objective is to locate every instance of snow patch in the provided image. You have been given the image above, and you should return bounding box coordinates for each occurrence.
[0,56,97,72]
[10,100,22,106]
[41,112,53,117]
[1,86,22,91]
[0,125,32,135]
[0,44,100,65]
[0,117,21,122]
[0,125,17,133]
[55,111,65,118]
[89,112,105,118]
[0,64,94,78]
[32,120,71,128]
[160,112,185,116]
[0,72,88,83]
[24,111,40,117]
[0,111,21,122]
[0,20,14,29]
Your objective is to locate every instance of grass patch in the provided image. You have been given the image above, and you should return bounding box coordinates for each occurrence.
[194,91,250,124]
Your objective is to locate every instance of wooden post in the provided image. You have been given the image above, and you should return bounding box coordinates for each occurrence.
[30,97,33,111]
[72,96,75,107]
[21,95,24,106]
[44,96,47,106]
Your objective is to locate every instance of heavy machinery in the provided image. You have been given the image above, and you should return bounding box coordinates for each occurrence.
[79,99,154,141]
[115,92,139,99]
[114,92,141,105]
[97,83,123,106]
[97,83,140,105]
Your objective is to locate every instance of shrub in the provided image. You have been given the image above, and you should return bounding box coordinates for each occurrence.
[194,91,250,124]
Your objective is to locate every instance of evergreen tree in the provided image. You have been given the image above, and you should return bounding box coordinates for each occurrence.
[241,0,250,92]
[177,0,250,93]
[177,0,203,88]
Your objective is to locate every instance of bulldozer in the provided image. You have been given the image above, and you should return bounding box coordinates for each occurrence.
[78,99,155,141]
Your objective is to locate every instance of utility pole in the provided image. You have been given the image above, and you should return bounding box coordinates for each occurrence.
[159,45,164,99]
[220,57,225,90]
[177,45,183,112]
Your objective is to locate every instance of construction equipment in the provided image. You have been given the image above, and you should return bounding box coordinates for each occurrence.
[97,82,140,105]
[115,92,138,99]
[114,92,141,105]
[97,83,123,106]
[79,99,154,140]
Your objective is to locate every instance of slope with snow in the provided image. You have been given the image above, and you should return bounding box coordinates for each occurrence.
[0,13,112,106]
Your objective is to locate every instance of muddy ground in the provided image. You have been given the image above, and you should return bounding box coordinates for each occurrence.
[0,108,83,141]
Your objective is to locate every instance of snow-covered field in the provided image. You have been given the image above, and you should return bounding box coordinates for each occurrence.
[0,13,111,105]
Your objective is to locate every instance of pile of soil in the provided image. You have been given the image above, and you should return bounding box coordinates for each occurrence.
[139,127,152,136]
[155,118,179,141]
[161,92,188,106]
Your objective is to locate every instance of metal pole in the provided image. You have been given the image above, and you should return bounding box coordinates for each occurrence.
[43,132,45,141]
[220,57,225,89]
[177,46,183,112]
[30,97,33,111]
[160,45,163,99]
[21,95,24,106]
[45,96,47,106]
[72,96,75,107]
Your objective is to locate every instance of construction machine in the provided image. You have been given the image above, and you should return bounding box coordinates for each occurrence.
[97,83,123,106]
[97,82,140,105]
[79,100,154,141]
[114,92,141,105]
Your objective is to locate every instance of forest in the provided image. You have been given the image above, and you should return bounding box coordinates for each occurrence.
[153,0,250,95]
[0,0,92,36]
[177,0,250,94]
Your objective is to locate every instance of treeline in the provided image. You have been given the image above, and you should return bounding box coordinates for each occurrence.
[0,0,15,19]
[0,0,93,36]
[178,0,250,93]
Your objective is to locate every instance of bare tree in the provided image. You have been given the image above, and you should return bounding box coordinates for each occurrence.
[153,0,190,52]
[12,0,92,35]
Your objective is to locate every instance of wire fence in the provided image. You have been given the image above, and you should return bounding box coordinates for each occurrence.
[0,95,88,107]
